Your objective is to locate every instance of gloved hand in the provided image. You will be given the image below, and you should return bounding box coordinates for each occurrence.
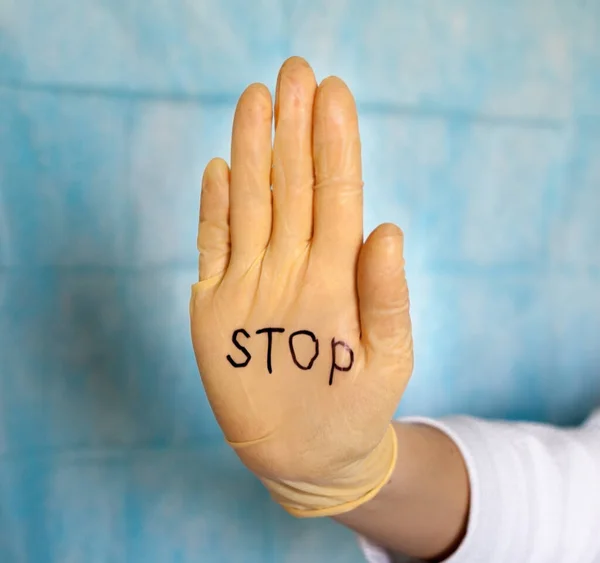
[190,57,414,518]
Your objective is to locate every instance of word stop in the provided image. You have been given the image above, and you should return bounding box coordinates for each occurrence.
[226,327,355,386]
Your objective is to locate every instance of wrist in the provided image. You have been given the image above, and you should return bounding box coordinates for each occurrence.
[334,421,470,560]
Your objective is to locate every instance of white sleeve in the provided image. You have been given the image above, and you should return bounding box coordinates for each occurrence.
[359,409,600,563]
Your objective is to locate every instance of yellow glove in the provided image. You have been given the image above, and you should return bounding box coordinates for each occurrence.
[190,57,414,518]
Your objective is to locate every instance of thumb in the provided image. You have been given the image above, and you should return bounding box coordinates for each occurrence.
[357,223,413,366]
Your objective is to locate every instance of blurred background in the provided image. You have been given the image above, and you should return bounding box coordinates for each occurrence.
[1,1,599,561]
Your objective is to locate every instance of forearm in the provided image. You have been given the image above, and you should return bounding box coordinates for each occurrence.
[334,421,470,561]
[337,412,600,563]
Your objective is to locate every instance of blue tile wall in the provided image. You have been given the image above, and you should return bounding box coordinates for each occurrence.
[290,0,575,118]
[0,89,132,267]
[1,0,600,561]
[0,0,286,95]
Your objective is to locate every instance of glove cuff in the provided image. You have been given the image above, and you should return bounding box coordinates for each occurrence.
[259,424,398,518]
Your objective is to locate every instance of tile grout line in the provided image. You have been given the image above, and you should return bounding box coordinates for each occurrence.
[1,80,593,130]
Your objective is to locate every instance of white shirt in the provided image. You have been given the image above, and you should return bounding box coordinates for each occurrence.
[359,409,600,563]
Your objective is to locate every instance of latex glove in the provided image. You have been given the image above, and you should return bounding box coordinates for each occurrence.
[190,57,413,518]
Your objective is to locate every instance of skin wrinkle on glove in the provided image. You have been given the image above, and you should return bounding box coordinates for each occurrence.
[190,57,413,518]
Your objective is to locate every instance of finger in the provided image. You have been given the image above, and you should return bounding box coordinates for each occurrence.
[271,57,317,252]
[312,77,363,269]
[358,223,413,377]
[229,83,273,271]
[197,157,230,281]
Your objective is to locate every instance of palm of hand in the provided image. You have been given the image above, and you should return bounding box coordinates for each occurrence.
[190,58,413,488]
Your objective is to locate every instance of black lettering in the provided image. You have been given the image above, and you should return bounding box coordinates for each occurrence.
[289,330,319,370]
[226,328,251,368]
[329,338,354,386]
[256,327,285,374]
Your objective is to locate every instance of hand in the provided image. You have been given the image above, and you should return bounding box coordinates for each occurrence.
[190,57,414,517]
